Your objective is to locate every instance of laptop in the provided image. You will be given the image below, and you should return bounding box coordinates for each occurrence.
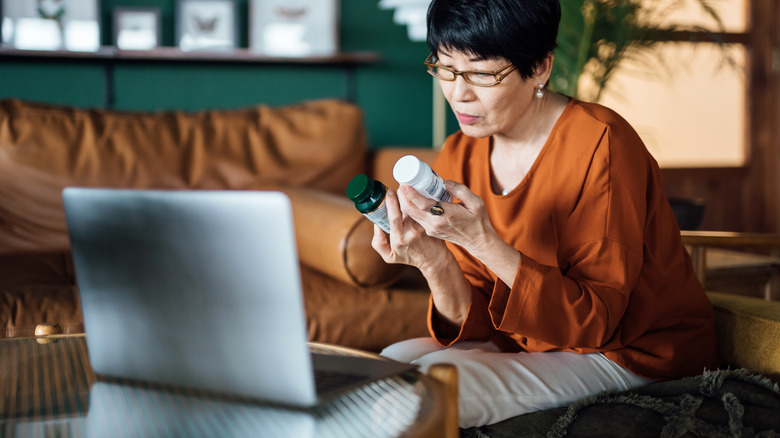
[62,188,416,407]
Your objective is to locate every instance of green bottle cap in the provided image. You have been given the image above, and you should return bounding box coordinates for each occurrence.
[346,174,373,202]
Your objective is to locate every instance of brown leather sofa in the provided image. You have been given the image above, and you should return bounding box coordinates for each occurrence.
[0,98,436,352]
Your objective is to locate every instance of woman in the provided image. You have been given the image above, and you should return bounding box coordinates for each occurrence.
[373,0,719,429]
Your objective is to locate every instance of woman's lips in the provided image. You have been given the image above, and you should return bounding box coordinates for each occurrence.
[456,112,479,125]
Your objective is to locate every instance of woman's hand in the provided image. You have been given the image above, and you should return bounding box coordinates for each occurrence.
[397,180,496,254]
[371,188,450,273]
[371,187,472,327]
[398,180,522,289]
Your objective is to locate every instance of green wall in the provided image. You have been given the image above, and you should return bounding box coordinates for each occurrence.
[0,0,456,148]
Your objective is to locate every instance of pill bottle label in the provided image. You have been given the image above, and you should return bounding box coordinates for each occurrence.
[363,198,391,234]
[426,170,453,202]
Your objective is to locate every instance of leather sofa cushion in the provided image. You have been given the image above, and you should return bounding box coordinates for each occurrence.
[0,98,367,255]
[300,264,429,352]
[0,251,424,343]
[279,186,406,288]
[0,252,83,337]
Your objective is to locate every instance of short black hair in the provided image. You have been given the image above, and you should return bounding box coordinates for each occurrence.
[426,0,561,80]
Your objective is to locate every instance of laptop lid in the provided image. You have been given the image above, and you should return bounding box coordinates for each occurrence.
[63,188,414,407]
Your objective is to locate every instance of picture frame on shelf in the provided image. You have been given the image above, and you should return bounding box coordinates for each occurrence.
[249,0,339,57]
[114,7,160,51]
[176,0,237,52]
[1,0,100,51]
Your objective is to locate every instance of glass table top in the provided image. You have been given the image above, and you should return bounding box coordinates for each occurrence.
[0,335,432,437]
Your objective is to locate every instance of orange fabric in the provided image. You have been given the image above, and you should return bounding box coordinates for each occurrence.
[428,99,719,380]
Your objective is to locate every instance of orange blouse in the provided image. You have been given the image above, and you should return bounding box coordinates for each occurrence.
[430,99,719,380]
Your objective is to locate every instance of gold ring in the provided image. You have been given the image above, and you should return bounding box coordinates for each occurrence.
[430,202,444,216]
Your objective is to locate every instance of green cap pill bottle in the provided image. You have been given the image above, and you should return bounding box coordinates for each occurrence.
[346,174,391,234]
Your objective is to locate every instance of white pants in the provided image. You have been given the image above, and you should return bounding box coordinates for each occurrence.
[381,338,654,428]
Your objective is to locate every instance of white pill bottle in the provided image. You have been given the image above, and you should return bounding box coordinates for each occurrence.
[393,155,453,202]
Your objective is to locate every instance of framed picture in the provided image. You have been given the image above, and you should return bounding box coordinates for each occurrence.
[176,0,237,52]
[249,0,339,57]
[1,0,100,51]
[114,7,160,51]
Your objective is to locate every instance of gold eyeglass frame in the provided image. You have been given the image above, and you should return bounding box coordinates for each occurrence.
[424,53,517,87]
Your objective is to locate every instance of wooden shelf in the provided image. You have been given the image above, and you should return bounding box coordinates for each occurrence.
[0,45,380,107]
[0,45,382,65]
[0,45,116,60]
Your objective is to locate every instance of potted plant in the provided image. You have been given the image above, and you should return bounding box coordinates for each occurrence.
[550,0,728,102]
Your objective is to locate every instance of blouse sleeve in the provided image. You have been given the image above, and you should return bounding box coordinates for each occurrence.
[426,135,504,345]
[427,241,500,346]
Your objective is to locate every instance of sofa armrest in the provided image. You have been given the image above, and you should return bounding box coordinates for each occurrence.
[278,187,406,288]
[708,291,780,382]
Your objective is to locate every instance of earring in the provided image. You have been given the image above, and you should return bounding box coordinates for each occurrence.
[535,85,544,99]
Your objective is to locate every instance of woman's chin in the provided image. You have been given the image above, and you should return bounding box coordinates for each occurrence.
[458,124,492,139]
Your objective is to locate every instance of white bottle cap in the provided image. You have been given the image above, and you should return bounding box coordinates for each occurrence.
[393,155,423,185]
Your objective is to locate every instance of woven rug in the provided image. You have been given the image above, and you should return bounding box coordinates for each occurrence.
[461,369,780,438]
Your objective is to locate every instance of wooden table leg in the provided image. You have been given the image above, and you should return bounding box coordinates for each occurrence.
[690,245,707,288]
[428,363,459,438]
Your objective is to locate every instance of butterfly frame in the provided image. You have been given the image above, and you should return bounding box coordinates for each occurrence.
[176,0,237,52]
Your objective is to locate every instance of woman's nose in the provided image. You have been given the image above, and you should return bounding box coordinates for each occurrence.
[449,76,474,102]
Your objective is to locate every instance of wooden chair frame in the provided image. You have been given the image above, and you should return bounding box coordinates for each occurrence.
[681,231,780,300]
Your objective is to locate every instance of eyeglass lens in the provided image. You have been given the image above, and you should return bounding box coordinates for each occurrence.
[427,65,502,86]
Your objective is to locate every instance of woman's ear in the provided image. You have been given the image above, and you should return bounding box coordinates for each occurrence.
[534,53,554,86]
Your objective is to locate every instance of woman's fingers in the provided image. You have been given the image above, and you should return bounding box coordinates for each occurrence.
[371,224,391,258]
[396,185,432,216]
[445,180,474,204]
[385,189,405,235]
[372,188,421,265]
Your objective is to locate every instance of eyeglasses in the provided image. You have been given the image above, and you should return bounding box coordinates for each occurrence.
[424,53,517,87]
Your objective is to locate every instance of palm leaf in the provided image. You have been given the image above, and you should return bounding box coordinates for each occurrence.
[550,0,730,101]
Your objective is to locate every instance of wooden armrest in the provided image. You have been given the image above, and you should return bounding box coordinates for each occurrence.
[681,230,780,247]
[681,231,780,300]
